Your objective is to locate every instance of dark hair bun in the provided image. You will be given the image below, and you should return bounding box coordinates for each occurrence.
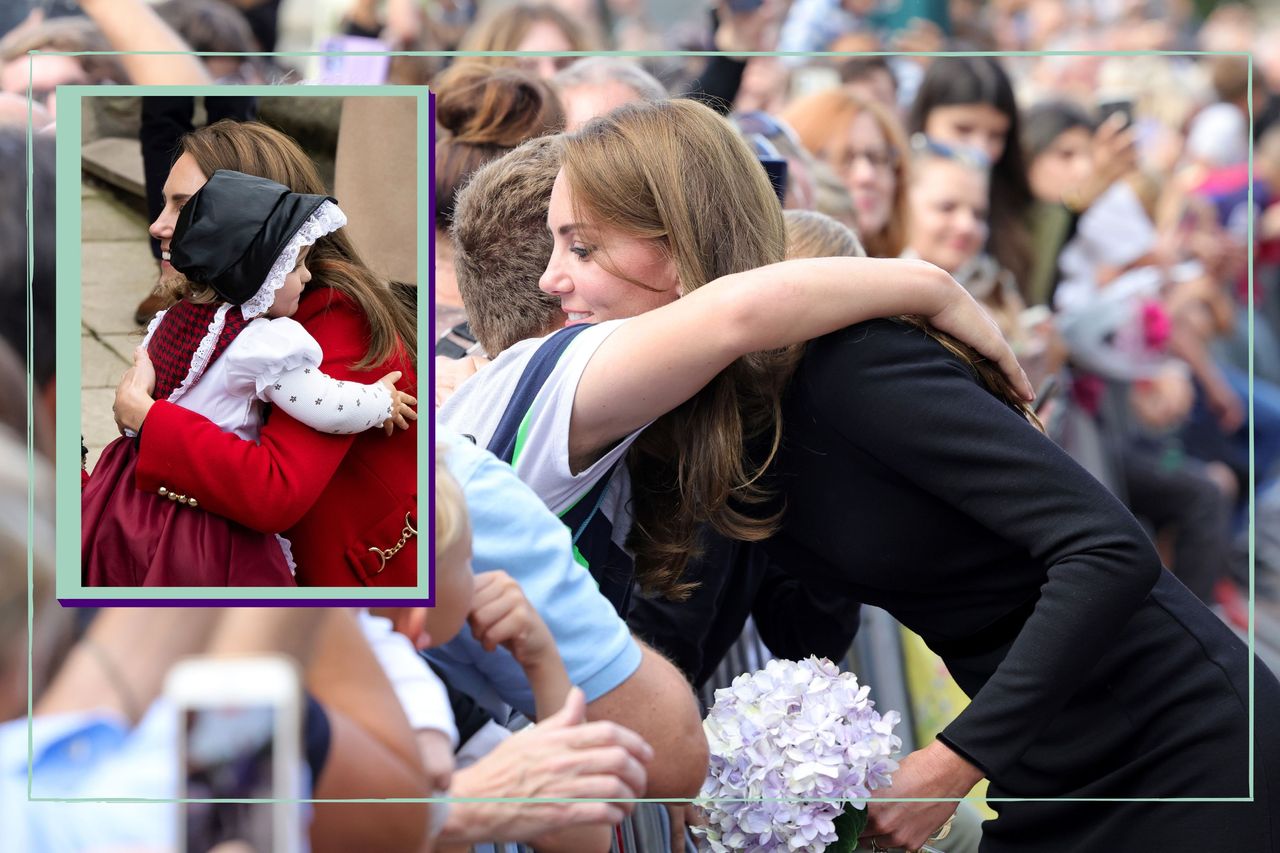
[435,63,565,148]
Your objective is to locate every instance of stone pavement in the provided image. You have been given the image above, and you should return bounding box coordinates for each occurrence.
[80,176,156,475]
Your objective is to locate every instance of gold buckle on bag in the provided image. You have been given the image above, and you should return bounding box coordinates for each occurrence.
[368,512,418,575]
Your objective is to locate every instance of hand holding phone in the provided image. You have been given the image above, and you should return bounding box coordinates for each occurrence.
[167,655,305,853]
[1096,97,1134,131]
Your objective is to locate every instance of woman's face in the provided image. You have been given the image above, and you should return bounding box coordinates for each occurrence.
[1028,126,1093,203]
[539,170,680,326]
[827,110,897,236]
[907,159,989,273]
[924,103,1011,164]
[515,21,572,79]
[149,152,210,288]
[267,246,312,318]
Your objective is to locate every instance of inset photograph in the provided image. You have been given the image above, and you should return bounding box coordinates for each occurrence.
[67,89,427,600]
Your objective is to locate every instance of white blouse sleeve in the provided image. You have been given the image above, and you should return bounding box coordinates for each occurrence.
[224,317,395,435]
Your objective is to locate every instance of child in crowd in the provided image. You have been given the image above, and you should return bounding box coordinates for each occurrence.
[82,169,416,587]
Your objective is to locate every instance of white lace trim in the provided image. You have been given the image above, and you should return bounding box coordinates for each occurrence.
[240,200,347,320]
[167,303,231,404]
[275,534,297,575]
[140,308,167,350]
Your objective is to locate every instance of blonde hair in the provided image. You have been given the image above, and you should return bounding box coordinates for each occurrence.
[178,120,416,370]
[784,210,1040,429]
[562,99,799,598]
[781,90,910,258]
[434,448,469,564]
[783,209,866,259]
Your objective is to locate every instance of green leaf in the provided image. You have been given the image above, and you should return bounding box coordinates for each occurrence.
[829,804,868,853]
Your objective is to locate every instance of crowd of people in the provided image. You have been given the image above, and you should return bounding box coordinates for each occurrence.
[3,0,1280,851]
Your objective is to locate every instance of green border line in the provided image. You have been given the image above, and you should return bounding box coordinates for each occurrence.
[55,85,431,602]
[25,49,1257,809]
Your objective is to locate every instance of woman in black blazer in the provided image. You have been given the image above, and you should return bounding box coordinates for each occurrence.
[756,316,1279,851]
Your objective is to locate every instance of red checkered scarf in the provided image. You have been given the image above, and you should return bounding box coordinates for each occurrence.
[147,300,251,401]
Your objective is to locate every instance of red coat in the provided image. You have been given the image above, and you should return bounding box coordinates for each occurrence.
[135,287,419,586]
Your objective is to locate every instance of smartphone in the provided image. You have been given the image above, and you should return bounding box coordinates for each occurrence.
[166,655,305,853]
[1096,97,1134,130]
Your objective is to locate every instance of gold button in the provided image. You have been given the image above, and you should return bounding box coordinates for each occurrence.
[168,492,179,501]
[188,497,198,509]
[158,486,168,497]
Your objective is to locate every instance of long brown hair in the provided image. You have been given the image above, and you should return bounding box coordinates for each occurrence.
[781,89,911,258]
[562,99,800,598]
[179,119,416,369]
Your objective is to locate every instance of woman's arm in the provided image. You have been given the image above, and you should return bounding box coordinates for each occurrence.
[305,610,432,853]
[78,0,211,85]
[568,256,1030,464]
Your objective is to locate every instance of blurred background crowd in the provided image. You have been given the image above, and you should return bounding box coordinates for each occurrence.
[2,0,1280,851]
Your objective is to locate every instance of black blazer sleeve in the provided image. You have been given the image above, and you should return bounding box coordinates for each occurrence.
[800,321,1162,777]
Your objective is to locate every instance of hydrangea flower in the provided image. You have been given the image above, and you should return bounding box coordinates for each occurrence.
[695,657,901,853]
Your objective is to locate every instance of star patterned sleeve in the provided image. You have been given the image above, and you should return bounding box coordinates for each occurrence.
[262,364,395,435]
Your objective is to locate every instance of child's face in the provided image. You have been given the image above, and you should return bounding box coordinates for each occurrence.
[266,246,312,318]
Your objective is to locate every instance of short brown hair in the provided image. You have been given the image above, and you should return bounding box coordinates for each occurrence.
[451,134,565,355]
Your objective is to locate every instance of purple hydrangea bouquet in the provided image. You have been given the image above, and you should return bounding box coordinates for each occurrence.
[694,657,902,853]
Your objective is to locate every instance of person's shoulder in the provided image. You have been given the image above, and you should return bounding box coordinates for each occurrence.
[438,426,513,491]
[810,318,942,365]
[293,286,363,325]
[801,319,985,399]
[224,316,321,373]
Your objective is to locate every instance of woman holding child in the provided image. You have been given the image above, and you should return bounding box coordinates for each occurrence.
[110,119,419,587]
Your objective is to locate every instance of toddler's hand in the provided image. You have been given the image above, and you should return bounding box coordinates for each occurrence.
[376,370,418,435]
[468,570,556,671]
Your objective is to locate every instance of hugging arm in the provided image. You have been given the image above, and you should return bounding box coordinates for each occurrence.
[568,257,1031,464]
[134,303,385,532]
